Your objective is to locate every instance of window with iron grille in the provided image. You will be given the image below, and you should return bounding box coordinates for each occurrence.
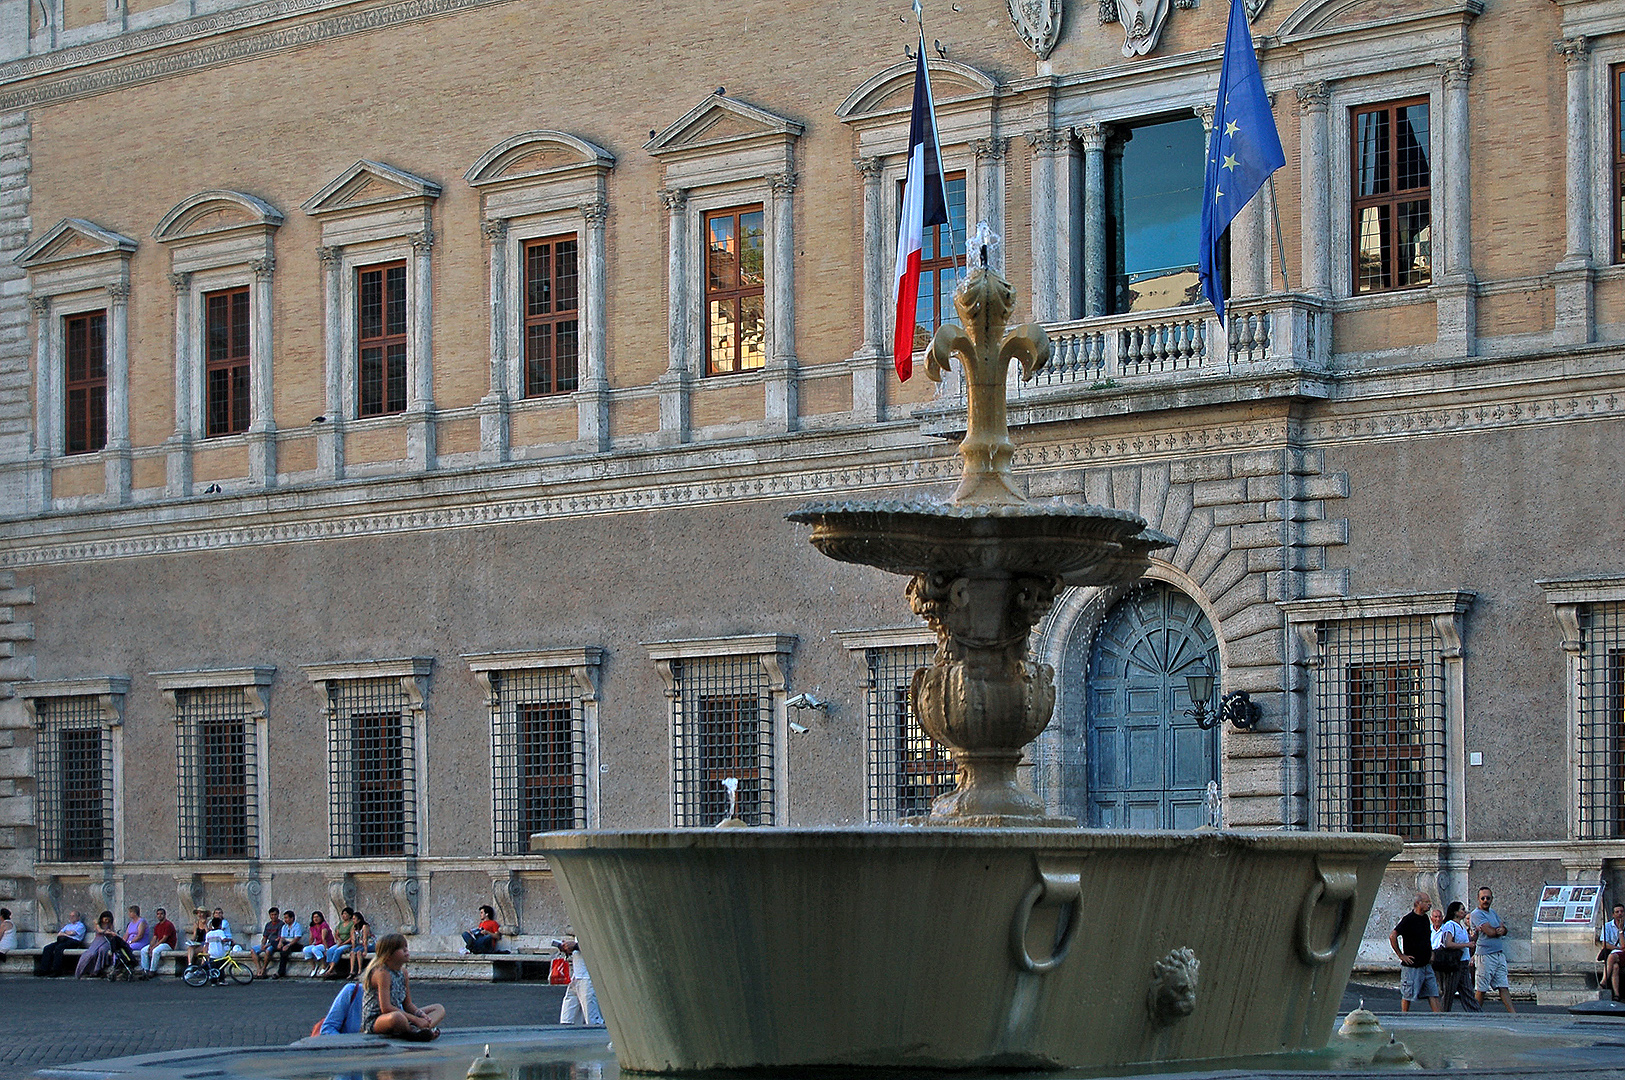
[524,236,580,397]
[489,668,586,852]
[865,644,954,821]
[1577,602,1625,838]
[1351,99,1432,294]
[204,286,251,436]
[703,206,766,375]
[357,262,408,417]
[1313,617,1446,840]
[325,678,416,858]
[65,310,108,455]
[670,656,775,826]
[176,688,258,859]
[36,695,114,862]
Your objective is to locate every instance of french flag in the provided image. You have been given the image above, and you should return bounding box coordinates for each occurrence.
[892,37,950,383]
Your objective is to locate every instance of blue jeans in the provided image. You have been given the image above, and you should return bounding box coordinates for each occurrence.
[462,931,497,954]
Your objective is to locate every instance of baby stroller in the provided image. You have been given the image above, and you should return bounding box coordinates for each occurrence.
[104,943,139,982]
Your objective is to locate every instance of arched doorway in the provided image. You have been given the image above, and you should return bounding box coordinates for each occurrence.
[1085,581,1220,829]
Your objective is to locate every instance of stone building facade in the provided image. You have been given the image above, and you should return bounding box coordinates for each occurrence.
[0,0,1619,966]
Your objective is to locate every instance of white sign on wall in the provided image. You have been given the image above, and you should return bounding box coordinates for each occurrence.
[1534,882,1603,926]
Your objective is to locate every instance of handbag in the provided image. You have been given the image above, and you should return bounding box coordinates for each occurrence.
[549,955,571,985]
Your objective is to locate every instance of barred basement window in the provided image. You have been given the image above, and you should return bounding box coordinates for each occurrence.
[176,688,258,859]
[1578,602,1625,839]
[865,644,954,821]
[36,695,114,862]
[671,656,775,826]
[325,678,416,858]
[489,668,586,852]
[1314,617,1446,840]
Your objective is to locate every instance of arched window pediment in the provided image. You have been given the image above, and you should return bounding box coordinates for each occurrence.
[153,190,283,244]
[837,59,999,121]
[465,131,615,189]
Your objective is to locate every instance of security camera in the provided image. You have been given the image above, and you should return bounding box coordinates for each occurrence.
[786,692,828,710]
[788,721,810,734]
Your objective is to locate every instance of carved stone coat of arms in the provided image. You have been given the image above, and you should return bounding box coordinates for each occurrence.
[1007,0,1063,60]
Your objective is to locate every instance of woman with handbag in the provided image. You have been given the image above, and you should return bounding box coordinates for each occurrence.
[1432,902,1471,1010]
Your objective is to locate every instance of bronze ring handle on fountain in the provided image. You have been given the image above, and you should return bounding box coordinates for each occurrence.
[1011,858,1084,974]
[1296,858,1359,966]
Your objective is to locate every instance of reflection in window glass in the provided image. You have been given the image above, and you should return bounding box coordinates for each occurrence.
[1108,118,1208,313]
[704,206,765,375]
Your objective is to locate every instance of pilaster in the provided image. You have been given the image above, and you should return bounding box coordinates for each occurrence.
[971,138,1008,274]
[1026,129,1067,322]
[1076,123,1108,317]
[102,280,131,503]
[1555,36,1595,345]
[764,171,798,433]
[316,245,345,480]
[406,229,436,471]
[1295,82,1331,298]
[164,272,193,498]
[247,256,276,487]
[478,217,510,463]
[1435,58,1476,357]
[576,200,611,452]
[852,157,888,424]
[658,187,691,445]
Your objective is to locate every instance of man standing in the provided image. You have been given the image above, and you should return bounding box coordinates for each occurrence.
[35,909,85,976]
[1471,885,1517,1012]
[273,908,304,979]
[139,908,177,978]
[252,907,281,977]
[1389,892,1441,1012]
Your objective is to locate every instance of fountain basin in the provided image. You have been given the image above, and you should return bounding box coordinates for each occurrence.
[535,827,1400,1074]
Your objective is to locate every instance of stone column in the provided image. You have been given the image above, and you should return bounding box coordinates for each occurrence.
[577,200,611,451]
[1026,129,1066,322]
[972,138,1008,273]
[1435,58,1476,356]
[165,272,193,497]
[1076,123,1108,317]
[657,187,691,445]
[29,295,53,510]
[477,217,510,463]
[1555,36,1596,344]
[316,245,345,480]
[406,229,436,470]
[104,279,131,502]
[853,157,887,423]
[1295,82,1331,298]
[764,171,798,432]
[248,256,276,487]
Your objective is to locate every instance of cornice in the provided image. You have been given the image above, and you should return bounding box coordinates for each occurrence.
[0,0,526,111]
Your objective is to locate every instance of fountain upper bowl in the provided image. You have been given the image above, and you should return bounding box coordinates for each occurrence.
[787,499,1174,585]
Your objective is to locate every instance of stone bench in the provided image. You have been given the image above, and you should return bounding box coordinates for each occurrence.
[407,950,558,981]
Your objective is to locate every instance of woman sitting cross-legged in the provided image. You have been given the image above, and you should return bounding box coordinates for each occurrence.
[361,934,445,1040]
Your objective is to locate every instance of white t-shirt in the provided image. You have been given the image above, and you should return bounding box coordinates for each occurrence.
[570,949,591,982]
[205,928,229,959]
[1435,919,1468,958]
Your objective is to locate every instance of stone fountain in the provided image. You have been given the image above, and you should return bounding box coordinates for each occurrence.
[535,246,1400,1074]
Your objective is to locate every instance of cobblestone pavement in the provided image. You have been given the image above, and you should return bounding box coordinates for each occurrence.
[0,975,567,1080]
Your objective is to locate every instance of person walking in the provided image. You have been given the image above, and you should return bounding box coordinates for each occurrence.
[1390,892,1441,1013]
[1432,902,1471,1010]
[360,933,445,1040]
[139,908,177,978]
[554,934,603,1026]
[36,910,86,976]
[1471,885,1517,1012]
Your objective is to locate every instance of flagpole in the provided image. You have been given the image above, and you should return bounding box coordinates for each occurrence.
[913,1,963,294]
[1267,176,1291,291]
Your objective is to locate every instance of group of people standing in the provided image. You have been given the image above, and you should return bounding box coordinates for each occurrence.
[1390,886,1517,1013]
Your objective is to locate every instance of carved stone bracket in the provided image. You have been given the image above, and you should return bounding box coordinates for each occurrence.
[390,874,421,935]
[327,873,357,915]
[491,870,524,933]
[1552,604,1583,654]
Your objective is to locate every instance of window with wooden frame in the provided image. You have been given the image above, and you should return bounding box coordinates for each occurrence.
[1351,99,1432,293]
[523,236,580,397]
[204,286,251,436]
[703,205,766,375]
[64,310,107,455]
[1613,65,1625,265]
[357,262,407,417]
[897,172,968,348]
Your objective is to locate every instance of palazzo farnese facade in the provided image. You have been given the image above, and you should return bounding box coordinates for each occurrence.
[0,0,1621,970]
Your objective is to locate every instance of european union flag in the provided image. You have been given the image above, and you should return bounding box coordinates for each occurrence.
[1199,0,1285,326]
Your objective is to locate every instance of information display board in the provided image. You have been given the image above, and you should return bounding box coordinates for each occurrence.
[1534,882,1602,925]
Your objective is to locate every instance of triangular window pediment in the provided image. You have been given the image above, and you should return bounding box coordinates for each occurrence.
[153,190,283,243]
[838,60,998,121]
[465,131,614,188]
[302,160,442,217]
[16,218,137,269]
[645,96,802,156]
